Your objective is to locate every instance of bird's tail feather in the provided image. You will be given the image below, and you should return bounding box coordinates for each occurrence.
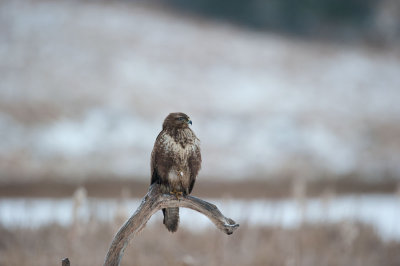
[163,207,179,233]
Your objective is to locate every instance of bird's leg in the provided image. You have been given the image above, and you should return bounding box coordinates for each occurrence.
[170,169,185,200]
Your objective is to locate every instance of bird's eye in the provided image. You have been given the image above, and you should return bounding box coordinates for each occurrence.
[178,117,185,121]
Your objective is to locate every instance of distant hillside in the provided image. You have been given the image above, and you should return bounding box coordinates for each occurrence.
[162,0,400,44]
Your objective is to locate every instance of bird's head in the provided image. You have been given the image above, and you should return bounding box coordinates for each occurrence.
[163,112,192,130]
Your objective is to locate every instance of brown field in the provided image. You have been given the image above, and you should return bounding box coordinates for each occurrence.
[1,221,399,266]
[0,177,398,199]
[1,178,399,265]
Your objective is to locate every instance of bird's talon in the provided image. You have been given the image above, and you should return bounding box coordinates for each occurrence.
[170,191,183,200]
[170,190,178,199]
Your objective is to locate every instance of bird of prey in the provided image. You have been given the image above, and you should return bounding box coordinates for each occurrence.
[150,112,202,232]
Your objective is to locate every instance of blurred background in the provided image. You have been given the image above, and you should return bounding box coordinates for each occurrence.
[1,0,400,265]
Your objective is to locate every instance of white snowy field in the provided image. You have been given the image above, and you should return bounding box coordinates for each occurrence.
[0,194,399,241]
[1,0,400,182]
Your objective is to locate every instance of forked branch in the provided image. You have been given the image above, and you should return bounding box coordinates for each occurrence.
[104,184,239,266]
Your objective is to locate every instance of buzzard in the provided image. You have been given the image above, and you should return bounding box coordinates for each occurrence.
[151,112,202,232]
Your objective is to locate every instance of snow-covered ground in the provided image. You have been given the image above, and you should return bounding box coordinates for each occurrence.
[1,194,399,241]
[1,0,400,181]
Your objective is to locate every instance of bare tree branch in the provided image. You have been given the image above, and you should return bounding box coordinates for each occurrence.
[104,184,239,266]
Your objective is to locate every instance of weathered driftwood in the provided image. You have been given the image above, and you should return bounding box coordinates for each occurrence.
[104,184,239,266]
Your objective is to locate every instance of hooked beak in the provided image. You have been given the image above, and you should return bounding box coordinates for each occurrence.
[188,120,192,125]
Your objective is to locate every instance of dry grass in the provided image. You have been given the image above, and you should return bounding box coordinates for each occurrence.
[1,221,399,266]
